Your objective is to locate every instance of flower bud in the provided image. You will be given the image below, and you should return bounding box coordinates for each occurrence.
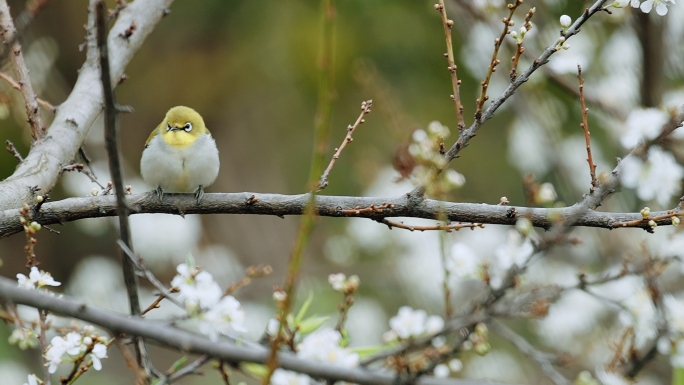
[560,15,572,28]
[30,222,41,232]
[35,195,43,203]
[673,217,680,227]
[640,207,651,218]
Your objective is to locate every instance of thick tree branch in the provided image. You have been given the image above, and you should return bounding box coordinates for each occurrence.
[0,0,46,139]
[0,0,173,211]
[0,276,515,385]
[1,192,682,239]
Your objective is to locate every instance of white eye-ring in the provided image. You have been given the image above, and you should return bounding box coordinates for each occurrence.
[166,122,172,131]
[183,122,193,132]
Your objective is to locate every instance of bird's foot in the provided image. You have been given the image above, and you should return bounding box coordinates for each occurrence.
[195,185,205,204]
[154,186,164,202]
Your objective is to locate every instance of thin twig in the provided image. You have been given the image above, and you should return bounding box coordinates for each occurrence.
[318,99,372,190]
[95,1,149,375]
[223,264,272,297]
[435,0,464,130]
[475,0,522,120]
[117,240,185,310]
[265,0,337,382]
[5,139,23,163]
[577,65,598,192]
[62,163,106,190]
[378,218,484,232]
[490,321,571,385]
[113,337,148,385]
[509,8,535,81]
[157,355,210,385]
[38,310,51,385]
[0,71,56,113]
[0,0,46,139]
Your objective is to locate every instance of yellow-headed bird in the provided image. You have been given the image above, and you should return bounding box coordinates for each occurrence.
[141,106,219,203]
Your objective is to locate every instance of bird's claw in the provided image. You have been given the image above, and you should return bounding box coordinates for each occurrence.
[155,186,164,202]
[195,185,204,204]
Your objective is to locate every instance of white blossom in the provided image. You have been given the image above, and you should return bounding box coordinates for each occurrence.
[634,0,675,15]
[449,358,464,372]
[9,327,38,350]
[90,343,107,371]
[389,307,427,339]
[271,369,312,385]
[610,0,631,6]
[426,315,445,334]
[620,146,684,206]
[537,183,557,204]
[495,230,534,270]
[171,263,223,312]
[620,288,658,349]
[446,243,480,279]
[297,328,358,368]
[199,296,247,340]
[16,267,61,290]
[595,368,629,385]
[664,295,684,335]
[23,374,38,385]
[328,273,346,292]
[434,364,450,378]
[621,108,668,149]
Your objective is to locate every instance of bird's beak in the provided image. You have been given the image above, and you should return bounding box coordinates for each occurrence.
[169,125,180,131]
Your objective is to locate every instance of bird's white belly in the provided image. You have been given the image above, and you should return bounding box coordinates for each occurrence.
[141,134,220,193]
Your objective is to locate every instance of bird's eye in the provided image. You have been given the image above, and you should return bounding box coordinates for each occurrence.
[166,122,172,131]
[183,123,193,132]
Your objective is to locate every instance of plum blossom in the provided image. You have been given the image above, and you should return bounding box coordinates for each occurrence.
[171,262,223,312]
[664,295,684,335]
[388,307,444,340]
[595,368,629,385]
[495,230,534,270]
[619,288,658,349]
[632,0,675,15]
[620,146,684,206]
[297,328,358,368]
[23,374,38,385]
[447,243,480,279]
[198,296,247,340]
[620,108,668,149]
[90,343,108,371]
[9,327,38,350]
[271,369,312,385]
[16,267,61,290]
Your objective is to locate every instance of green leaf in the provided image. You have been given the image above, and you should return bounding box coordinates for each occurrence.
[169,355,188,373]
[186,254,196,269]
[241,362,269,378]
[294,291,314,325]
[298,315,329,334]
[351,344,398,359]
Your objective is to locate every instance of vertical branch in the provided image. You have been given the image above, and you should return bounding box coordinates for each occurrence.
[265,0,336,383]
[435,0,464,130]
[440,229,452,319]
[577,65,597,192]
[635,12,663,107]
[0,0,46,140]
[95,0,149,375]
[38,309,51,385]
[475,0,522,120]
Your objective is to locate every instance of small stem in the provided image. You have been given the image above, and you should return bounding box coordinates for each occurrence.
[378,218,484,232]
[318,99,372,190]
[475,0,522,120]
[5,139,23,163]
[577,64,598,192]
[38,310,51,385]
[0,71,56,113]
[436,0,465,130]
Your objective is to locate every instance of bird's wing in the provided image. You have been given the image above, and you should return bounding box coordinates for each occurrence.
[144,123,162,148]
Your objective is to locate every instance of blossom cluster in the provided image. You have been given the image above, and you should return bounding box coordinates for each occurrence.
[408,121,466,194]
[171,260,247,340]
[271,327,359,385]
[45,326,108,374]
[611,0,676,15]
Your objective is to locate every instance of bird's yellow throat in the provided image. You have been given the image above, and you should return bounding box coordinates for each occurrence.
[161,130,198,148]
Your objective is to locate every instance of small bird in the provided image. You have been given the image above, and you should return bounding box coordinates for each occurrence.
[140,106,219,203]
